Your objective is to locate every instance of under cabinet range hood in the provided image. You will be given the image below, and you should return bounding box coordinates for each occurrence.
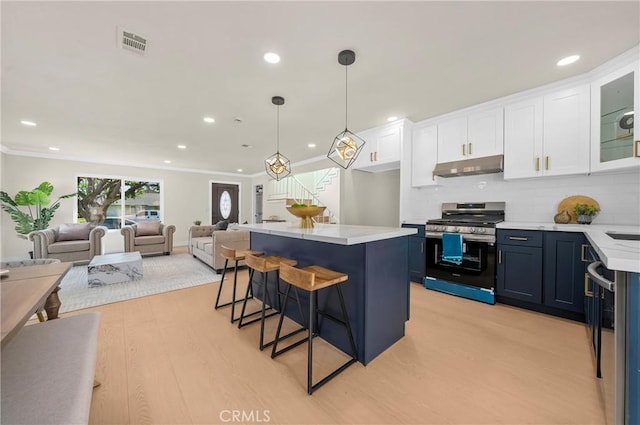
[432,154,504,178]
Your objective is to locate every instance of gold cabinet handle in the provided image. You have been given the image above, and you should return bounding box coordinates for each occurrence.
[498,250,502,264]
[374,151,378,161]
[536,157,540,171]
[635,140,640,158]
[581,244,589,262]
[462,144,466,156]
[370,152,373,162]
[584,273,593,297]
[545,156,549,170]
[469,142,472,155]
[509,236,528,241]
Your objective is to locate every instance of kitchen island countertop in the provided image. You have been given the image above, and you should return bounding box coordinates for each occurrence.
[240,222,417,245]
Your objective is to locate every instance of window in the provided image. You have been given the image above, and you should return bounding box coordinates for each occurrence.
[77,176,161,230]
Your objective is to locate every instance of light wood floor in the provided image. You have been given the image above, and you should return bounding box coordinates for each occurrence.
[65,261,606,425]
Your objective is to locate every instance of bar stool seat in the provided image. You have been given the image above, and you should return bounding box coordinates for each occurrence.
[272,263,357,395]
[238,254,306,350]
[215,245,263,323]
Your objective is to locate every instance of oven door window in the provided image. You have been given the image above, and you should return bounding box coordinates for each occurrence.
[431,239,488,274]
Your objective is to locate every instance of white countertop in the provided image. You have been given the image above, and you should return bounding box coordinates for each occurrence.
[240,222,417,246]
[498,222,640,273]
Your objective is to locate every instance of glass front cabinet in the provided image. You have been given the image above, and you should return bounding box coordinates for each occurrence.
[590,61,640,172]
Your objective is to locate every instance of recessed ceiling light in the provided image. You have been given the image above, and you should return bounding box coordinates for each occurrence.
[237,168,243,172]
[387,116,398,122]
[48,147,60,151]
[264,52,280,64]
[164,160,171,164]
[557,55,580,67]
[308,143,316,148]
[203,117,215,123]
[20,120,37,126]
[177,144,187,149]
[241,144,254,149]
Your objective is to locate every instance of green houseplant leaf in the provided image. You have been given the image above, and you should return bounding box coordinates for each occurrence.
[0,182,76,236]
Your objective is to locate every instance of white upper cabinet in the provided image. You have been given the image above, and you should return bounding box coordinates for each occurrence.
[590,61,639,172]
[411,123,438,187]
[353,121,404,172]
[436,106,504,163]
[504,85,590,179]
[542,85,591,177]
[504,97,543,179]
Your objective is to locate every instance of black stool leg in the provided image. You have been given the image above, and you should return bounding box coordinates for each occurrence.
[307,290,315,395]
[271,284,291,358]
[230,260,240,323]
[238,267,255,328]
[214,259,229,309]
[337,285,357,358]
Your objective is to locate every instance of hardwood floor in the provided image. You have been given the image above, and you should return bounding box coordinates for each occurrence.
[67,267,606,424]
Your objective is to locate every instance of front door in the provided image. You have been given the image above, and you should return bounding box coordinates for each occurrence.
[211,183,239,224]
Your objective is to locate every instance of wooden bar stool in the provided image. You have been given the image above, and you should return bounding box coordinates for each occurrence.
[215,245,263,323]
[238,254,306,350]
[272,263,357,395]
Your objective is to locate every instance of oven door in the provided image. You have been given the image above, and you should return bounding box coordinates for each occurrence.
[426,235,496,290]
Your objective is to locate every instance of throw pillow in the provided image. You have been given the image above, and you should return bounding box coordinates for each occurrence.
[56,223,91,242]
[136,221,162,236]
[214,220,229,231]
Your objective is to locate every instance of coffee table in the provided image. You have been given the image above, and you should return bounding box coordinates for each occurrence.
[88,252,143,287]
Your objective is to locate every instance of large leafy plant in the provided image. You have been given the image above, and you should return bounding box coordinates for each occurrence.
[0,182,76,237]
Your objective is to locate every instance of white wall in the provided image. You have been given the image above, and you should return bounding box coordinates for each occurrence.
[341,168,400,227]
[402,168,640,225]
[0,154,253,258]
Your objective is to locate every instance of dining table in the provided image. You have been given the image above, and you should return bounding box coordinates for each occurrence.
[1,262,72,349]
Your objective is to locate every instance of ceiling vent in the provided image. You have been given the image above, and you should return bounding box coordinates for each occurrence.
[117,27,147,55]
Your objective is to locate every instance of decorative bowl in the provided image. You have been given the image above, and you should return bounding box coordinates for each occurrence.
[286,206,326,228]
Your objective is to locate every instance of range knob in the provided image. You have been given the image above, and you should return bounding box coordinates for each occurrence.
[469,228,476,233]
[437,226,446,232]
[477,228,486,234]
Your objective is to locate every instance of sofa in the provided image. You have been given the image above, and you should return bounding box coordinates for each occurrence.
[188,225,250,273]
[121,222,175,256]
[29,223,107,263]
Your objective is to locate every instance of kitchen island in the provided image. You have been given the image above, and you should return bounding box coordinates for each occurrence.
[240,222,417,365]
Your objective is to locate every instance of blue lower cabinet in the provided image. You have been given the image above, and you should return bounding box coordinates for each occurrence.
[543,232,588,314]
[496,243,543,303]
[403,224,426,284]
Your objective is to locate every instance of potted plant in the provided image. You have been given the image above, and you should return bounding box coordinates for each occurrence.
[573,203,599,224]
[193,220,202,226]
[0,182,76,238]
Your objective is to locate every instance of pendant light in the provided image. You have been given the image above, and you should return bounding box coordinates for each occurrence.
[327,49,366,169]
[265,96,291,181]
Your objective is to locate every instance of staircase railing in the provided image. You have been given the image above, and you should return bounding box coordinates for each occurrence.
[287,175,337,224]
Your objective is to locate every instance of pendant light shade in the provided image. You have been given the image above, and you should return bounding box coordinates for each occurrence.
[265,96,291,181]
[328,49,366,169]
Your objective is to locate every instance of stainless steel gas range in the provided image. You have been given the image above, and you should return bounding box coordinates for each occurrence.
[424,202,505,304]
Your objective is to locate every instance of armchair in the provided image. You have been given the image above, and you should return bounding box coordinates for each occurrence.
[121,222,175,255]
[29,223,106,263]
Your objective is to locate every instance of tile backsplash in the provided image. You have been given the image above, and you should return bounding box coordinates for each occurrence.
[409,169,640,225]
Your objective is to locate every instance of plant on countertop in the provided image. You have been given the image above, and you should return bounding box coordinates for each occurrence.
[0,182,77,238]
[193,220,202,225]
[573,203,599,216]
[574,203,599,224]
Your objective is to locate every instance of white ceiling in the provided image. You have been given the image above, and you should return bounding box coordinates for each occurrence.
[2,1,639,175]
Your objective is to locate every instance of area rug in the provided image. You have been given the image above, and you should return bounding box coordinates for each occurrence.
[58,253,221,313]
